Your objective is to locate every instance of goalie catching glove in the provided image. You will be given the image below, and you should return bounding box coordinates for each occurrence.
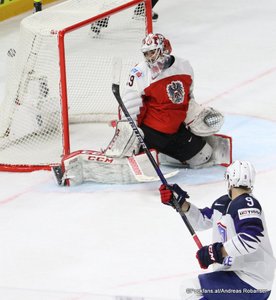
[185,99,224,137]
[159,184,189,210]
[188,107,224,137]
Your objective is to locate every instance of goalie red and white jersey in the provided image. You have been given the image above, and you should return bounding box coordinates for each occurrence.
[122,56,195,134]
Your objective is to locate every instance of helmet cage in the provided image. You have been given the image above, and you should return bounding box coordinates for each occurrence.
[141,33,172,77]
[141,33,164,64]
[143,48,162,65]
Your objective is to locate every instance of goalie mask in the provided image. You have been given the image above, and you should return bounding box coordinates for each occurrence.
[141,33,172,78]
[225,160,256,196]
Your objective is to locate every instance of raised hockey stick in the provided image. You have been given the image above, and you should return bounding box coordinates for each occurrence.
[112,58,202,249]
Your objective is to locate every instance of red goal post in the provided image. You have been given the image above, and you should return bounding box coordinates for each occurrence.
[0,0,152,172]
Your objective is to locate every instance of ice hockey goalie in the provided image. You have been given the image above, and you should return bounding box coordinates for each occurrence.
[52,32,232,186]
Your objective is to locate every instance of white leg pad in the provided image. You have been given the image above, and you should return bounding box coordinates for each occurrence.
[158,134,232,169]
[186,142,213,167]
[158,153,188,167]
[158,143,212,168]
[60,149,178,185]
[193,134,232,169]
[62,152,84,185]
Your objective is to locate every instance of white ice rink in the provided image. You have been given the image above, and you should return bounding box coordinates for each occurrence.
[0,0,276,299]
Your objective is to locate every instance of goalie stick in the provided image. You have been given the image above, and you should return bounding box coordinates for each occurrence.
[112,58,202,249]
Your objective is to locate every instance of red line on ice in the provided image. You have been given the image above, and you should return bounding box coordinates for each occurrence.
[202,66,276,105]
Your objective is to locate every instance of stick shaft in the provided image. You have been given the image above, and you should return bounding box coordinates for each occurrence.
[112,83,202,249]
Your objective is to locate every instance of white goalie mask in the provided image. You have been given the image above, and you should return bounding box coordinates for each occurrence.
[225,160,256,194]
[141,33,172,78]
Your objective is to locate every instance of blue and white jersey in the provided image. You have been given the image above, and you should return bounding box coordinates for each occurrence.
[186,193,275,291]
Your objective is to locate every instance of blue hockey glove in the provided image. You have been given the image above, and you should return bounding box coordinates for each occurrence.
[196,242,224,269]
[159,184,189,210]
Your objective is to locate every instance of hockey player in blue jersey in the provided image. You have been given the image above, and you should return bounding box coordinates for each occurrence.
[159,160,275,299]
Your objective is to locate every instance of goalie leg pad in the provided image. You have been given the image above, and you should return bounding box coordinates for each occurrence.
[158,153,188,167]
[159,134,232,169]
[186,142,212,167]
[58,149,177,185]
[191,134,232,169]
[61,152,84,186]
[157,140,212,168]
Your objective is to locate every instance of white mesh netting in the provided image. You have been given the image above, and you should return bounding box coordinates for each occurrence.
[0,0,149,169]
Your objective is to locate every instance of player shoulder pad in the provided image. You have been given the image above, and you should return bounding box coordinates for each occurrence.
[130,62,146,79]
[173,56,193,76]
[211,194,231,214]
[228,194,262,220]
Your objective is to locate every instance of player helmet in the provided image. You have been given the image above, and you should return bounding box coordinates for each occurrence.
[225,160,256,191]
[141,33,172,77]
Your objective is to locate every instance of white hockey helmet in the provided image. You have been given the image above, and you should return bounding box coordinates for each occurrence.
[225,160,256,191]
[141,33,172,76]
[141,33,172,56]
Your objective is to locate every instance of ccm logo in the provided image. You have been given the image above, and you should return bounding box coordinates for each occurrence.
[87,155,113,163]
[208,245,215,262]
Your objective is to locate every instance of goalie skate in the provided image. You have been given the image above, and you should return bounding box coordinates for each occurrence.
[52,165,65,186]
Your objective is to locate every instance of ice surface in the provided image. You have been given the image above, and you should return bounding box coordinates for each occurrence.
[0,0,276,299]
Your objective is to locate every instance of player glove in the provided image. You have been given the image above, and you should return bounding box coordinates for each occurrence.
[159,184,189,210]
[196,242,224,269]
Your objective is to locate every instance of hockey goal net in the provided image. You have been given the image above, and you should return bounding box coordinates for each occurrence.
[0,0,152,171]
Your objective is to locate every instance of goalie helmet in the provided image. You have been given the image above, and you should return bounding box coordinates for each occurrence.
[225,160,256,192]
[141,33,172,77]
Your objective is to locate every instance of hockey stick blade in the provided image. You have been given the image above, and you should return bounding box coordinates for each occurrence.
[133,169,179,183]
[112,57,122,85]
